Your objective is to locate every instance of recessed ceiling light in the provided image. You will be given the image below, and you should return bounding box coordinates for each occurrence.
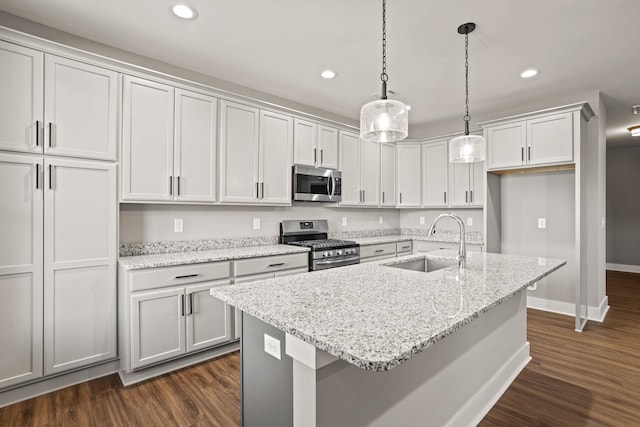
[321,70,336,79]
[632,105,640,115]
[520,69,539,79]
[172,4,197,20]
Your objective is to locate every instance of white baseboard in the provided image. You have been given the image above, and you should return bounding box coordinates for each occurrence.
[606,263,640,274]
[448,343,531,427]
[0,359,119,408]
[526,295,609,323]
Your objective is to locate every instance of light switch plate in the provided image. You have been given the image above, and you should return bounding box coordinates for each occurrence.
[174,219,183,233]
[419,216,425,225]
[537,218,546,229]
[342,217,348,226]
[253,218,260,230]
[264,333,281,360]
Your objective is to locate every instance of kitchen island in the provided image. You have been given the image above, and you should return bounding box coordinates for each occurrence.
[210,250,565,427]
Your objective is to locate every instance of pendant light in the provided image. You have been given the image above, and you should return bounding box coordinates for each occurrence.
[360,0,408,143]
[449,23,485,163]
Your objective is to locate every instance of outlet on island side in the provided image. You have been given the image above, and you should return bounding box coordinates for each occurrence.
[174,219,183,233]
[264,333,281,360]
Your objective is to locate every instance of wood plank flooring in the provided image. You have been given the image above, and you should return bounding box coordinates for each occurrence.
[1,270,638,426]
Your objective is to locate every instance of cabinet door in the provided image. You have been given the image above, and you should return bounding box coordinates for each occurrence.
[186,280,232,352]
[527,112,573,165]
[360,139,380,206]
[470,161,485,206]
[174,89,217,202]
[293,119,316,167]
[380,143,396,206]
[231,273,275,340]
[450,162,471,207]
[130,287,186,370]
[122,76,174,201]
[422,141,449,207]
[44,55,118,160]
[259,110,293,204]
[0,40,43,154]
[317,125,339,169]
[339,131,361,205]
[219,100,260,203]
[486,122,526,170]
[43,158,116,375]
[0,154,43,388]
[396,145,421,207]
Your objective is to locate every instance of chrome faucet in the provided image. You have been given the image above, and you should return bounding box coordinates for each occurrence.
[427,213,466,269]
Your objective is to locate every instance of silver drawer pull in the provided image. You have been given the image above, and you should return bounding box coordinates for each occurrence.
[401,246,411,250]
[268,263,285,267]
[175,274,198,279]
[374,249,385,253]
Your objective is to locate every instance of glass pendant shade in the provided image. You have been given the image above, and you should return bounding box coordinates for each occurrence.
[449,134,485,163]
[360,98,409,142]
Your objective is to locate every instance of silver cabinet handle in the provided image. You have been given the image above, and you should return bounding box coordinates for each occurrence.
[362,190,365,203]
[465,190,468,203]
[176,176,181,196]
[180,294,185,316]
[401,245,411,250]
[314,148,317,164]
[169,176,173,195]
[320,149,324,165]
[528,146,531,161]
[35,164,40,189]
[188,293,194,315]
[399,192,403,204]
[382,191,385,203]
[48,122,53,148]
[268,262,285,267]
[256,182,259,198]
[35,121,40,146]
[261,182,264,199]
[470,190,473,203]
[521,147,524,162]
[175,274,198,279]
[374,249,384,253]
[444,192,447,204]
[48,165,53,190]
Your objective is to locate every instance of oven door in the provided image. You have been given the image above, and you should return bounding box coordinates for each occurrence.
[292,165,341,202]
[312,254,360,271]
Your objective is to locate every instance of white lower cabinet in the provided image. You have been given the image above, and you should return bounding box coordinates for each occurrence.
[414,241,484,253]
[120,261,233,372]
[0,153,117,387]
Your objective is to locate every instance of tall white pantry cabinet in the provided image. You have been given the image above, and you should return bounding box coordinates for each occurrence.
[0,39,117,389]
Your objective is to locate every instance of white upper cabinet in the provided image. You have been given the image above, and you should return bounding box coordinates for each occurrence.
[421,141,449,207]
[450,161,484,207]
[44,56,118,160]
[380,143,396,207]
[293,119,339,169]
[396,145,421,207]
[122,77,218,202]
[122,76,175,201]
[484,108,579,171]
[0,153,44,389]
[219,101,292,205]
[0,41,43,154]
[338,131,379,207]
[174,89,218,203]
[0,41,117,160]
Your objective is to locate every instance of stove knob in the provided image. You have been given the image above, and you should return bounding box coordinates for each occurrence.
[336,249,343,256]
[323,251,329,257]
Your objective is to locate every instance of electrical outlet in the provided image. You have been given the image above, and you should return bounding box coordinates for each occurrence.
[342,217,348,226]
[419,216,425,225]
[467,217,473,226]
[379,216,383,224]
[537,218,546,229]
[253,218,260,230]
[264,333,281,360]
[174,219,183,233]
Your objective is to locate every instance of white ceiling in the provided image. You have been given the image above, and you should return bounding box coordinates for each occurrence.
[1,0,639,145]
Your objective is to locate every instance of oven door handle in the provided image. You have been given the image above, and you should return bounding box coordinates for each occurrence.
[315,255,360,265]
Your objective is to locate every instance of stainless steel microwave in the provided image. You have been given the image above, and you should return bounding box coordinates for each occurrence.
[292,165,342,202]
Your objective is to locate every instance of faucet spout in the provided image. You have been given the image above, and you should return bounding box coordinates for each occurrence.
[426,213,467,269]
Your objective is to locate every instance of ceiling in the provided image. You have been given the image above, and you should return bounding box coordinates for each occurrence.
[1,0,639,146]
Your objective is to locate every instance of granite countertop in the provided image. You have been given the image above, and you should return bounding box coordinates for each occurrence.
[352,233,484,246]
[210,250,565,372]
[119,244,309,270]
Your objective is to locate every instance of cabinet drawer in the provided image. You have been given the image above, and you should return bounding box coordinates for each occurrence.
[396,241,413,254]
[360,242,396,259]
[129,262,231,292]
[233,253,308,277]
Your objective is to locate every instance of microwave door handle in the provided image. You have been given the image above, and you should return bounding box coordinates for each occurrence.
[330,175,335,199]
[326,176,332,200]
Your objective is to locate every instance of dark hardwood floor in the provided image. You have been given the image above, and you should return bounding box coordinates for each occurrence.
[1,271,639,426]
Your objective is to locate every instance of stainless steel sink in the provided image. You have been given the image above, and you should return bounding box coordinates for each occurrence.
[385,258,456,273]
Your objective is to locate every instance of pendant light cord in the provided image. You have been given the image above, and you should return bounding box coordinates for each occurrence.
[463,31,470,135]
[380,0,388,99]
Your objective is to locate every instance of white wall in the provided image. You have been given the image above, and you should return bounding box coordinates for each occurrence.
[119,204,401,243]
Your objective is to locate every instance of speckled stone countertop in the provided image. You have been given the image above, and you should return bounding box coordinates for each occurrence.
[119,244,309,270]
[210,250,565,372]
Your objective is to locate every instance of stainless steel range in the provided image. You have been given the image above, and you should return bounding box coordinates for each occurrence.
[279,219,360,271]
